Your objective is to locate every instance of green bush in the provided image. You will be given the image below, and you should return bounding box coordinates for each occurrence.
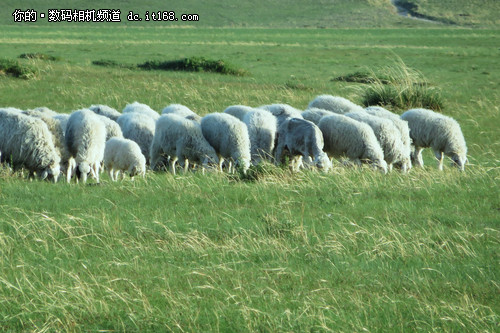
[19,53,60,61]
[137,56,248,76]
[0,59,37,79]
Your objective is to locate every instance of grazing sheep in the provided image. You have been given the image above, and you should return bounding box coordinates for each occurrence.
[116,112,155,164]
[88,104,122,121]
[401,108,467,171]
[318,113,387,173]
[301,107,335,125]
[275,118,331,172]
[161,104,201,122]
[122,101,160,121]
[365,106,412,170]
[258,104,303,127]
[223,105,255,121]
[95,114,123,141]
[104,137,146,181]
[308,95,365,114]
[345,111,411,172]
[0,108,61,181]
[150,114,219,174]
[243,109,278,165]
[201,113,251,174]
[65,109,106,183]
[22,109,71,177]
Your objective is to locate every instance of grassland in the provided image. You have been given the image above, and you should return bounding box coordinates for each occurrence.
[1,0,499,331]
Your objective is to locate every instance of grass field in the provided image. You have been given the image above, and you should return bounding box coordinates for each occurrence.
[1,0,499,332]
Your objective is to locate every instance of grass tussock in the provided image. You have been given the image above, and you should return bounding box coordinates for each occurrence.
[0,59,37,79]
[91,59,137,70]
[360,59,444,111]
[137,57,248,76]
[332,71,390,84]
[19,53,60,61]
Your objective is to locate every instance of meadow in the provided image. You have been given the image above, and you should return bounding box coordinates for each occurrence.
[0,1,499,331]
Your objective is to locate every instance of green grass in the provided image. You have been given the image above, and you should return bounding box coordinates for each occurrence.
[0,58,37,79]
[0,1,499,330]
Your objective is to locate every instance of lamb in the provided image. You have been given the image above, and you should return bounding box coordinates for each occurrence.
[201,113,251,174]
[0,108,61,181]
[95,114,123,141]
[122,101,160,121]
[104,137,146,181]
[88,104,122,121]
[301,107,335,125]
[308,95,365,114]
[400,108,467,171]
[274,118,332,172]
[258,104,303,127]
[65,109,106,183]
[161,104,201,122]
[116,112,155,164]
[223,105,255,121]
[242,109,277,165]
[150,114,219,174]
[318,113,388,173]
[345,110,411,172]
[364,106,412,169]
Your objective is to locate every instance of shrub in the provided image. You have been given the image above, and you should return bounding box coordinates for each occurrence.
[0,59,37,79]
[137,56,248,76]
[19,53,60,61]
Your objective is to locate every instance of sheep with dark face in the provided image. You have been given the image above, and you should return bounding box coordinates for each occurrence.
[401,108,467,171]
[274,117,331,172]
[150,114,219,174]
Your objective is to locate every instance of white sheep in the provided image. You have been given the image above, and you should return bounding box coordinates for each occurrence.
[365,106,412,170]
[242,109,277,165]
[0,108,61,181]
[401,108,467,171]
[95,114,123,141]
[22,109,71,177]
[345,110,411,172]
[318,113,388,173]
[150,114,219,174]
[275,117,331,172]
[31,106,58,117]
[116,112,155,165]
[258,104,303,127]
[308,95,365,114]
[122,101,160,121]
[301,107,335,125]
[65,109,106,183]
[88,104,122,121]
[52,113,69,133]
[104,137,146,181]
[201,113,251,174]
[223,105,255,121]
[161,103,201,122]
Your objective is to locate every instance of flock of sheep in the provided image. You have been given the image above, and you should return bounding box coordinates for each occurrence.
[0,94,468,183]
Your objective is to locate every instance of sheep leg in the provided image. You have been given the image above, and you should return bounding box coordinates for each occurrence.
[218,157,225,172]
[413,147,424,167]
[109,168,115,181]
[171,157,178,175]
[434,150,444,171]
[183,158,189,174]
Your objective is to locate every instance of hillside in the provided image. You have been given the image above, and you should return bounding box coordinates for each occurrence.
[2,0,498,28]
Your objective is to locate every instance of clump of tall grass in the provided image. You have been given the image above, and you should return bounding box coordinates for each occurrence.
[19,53,60,61]
[332,71,390,84]
[92,59,137,70]
[138,56,248,76]
[360,59,444,111]
[0,59,37,79]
